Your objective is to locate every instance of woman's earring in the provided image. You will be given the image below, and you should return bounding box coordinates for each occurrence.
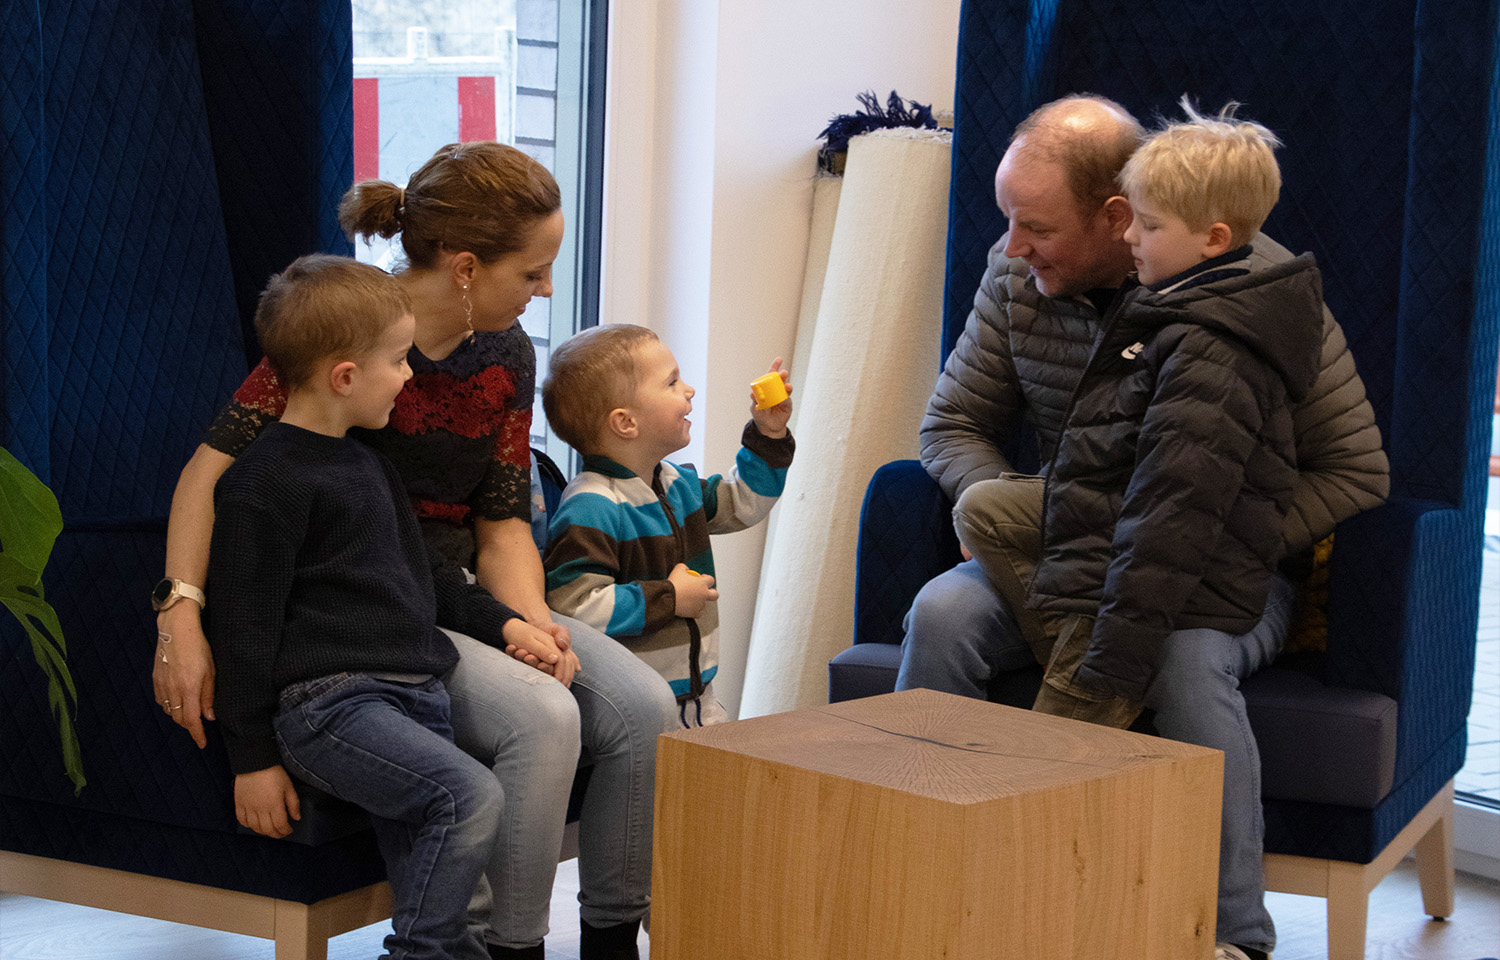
[462,283,474,333]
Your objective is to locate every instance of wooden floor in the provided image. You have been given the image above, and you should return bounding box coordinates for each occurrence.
[1262,860,1498,960]
[0,858,647,960]
[0,858,1494,959]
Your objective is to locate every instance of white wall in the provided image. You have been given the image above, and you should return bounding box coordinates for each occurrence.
[602,0,963,718]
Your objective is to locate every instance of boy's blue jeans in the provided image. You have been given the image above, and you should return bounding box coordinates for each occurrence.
[275,672,503,960]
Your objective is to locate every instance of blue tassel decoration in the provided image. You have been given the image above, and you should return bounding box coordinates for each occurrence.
[817,90,938,173]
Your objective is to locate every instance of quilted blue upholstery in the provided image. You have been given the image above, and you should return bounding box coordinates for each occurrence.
[1,8,49,473]
[1,0,247,512]
[840,0,1499,866]
[852,461,964,649]
[191,0,356,367]
[0,0,379,904]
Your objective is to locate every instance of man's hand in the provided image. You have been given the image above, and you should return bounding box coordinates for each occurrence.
[234,765,301,838]
[749,358,792,439]
[152,604,216,749]
[668,563,719,619]
[502,617,578,686]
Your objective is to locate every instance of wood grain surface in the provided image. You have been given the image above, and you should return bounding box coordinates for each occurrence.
[653,689,1224,960]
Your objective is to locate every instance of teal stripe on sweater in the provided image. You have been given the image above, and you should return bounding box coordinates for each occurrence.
[685,548,715,578]
[606,582,647,636]
[552,489,675,539]
[544,556,603,592]
[668,664,718,698]
[736,446,786,497]
[664,468,718,529]
[699,474,719,521]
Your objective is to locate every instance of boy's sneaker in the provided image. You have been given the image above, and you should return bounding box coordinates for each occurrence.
[1214,945,1271,960]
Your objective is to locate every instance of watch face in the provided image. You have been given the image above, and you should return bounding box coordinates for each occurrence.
[152,579,174,609]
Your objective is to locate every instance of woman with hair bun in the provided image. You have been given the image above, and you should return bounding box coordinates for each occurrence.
[154,141,675,960]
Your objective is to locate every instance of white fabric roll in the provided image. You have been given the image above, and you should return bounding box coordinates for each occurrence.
[755,172,842,601]
[740,128,951,717]
[786,173,842,436]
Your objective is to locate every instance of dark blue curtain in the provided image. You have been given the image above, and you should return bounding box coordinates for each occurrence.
[0,0,352,820]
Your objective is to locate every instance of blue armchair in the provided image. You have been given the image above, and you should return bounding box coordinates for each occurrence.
[0,4,581,957]
[830,2,1497,958]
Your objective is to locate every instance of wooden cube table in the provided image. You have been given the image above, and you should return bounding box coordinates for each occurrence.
[652,688,1223,960]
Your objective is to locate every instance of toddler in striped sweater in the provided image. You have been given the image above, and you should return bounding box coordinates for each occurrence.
[541,324,794,726]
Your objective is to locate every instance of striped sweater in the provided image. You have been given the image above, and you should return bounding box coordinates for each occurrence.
[544,423,794,702]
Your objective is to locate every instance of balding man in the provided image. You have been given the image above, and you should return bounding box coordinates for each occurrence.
[895,95,1389,960]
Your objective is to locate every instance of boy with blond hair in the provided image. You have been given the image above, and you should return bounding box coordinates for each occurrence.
[541,324,794,727]
[210,254,559,960]
[1035,104,1320,960]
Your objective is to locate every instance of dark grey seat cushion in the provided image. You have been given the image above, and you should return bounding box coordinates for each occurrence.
[828,643,906,704]
[1244,666,1398,809]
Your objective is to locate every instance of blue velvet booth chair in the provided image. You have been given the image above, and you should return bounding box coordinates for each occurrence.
[829,2,1497,958]
[0,6,392,957]
[0,4,581,958]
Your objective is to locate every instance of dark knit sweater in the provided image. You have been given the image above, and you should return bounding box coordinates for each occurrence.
[208,422,522,775]
[204,324,536,570]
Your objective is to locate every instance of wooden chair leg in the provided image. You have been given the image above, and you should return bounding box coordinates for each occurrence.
[1263,782,1458,960]
[1412,787,1456,919]
[1324,861,1371,960]
[274,900,322,960]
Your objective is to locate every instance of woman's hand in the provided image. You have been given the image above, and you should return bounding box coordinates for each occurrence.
[536,613,572,653]
[502,616,579,687]
[152,603,216,749]
[157,443,233,749]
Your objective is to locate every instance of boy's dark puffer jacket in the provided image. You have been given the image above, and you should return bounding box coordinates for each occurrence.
[1027,253,1325,701]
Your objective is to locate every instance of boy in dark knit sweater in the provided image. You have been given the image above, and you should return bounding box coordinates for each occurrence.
[209,255,558,960]
[540,324,794,727]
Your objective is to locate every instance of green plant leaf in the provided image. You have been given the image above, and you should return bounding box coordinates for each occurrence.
[0,447,63,579]
[0,563,85,794]
[0,449,84,796]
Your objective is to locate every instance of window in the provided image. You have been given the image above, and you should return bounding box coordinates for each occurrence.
[350,0,606,468]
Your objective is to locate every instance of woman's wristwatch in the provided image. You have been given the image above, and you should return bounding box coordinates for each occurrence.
[151,578,206,612]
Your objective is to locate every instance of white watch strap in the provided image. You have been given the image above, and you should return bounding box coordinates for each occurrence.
[176,580,206,609]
